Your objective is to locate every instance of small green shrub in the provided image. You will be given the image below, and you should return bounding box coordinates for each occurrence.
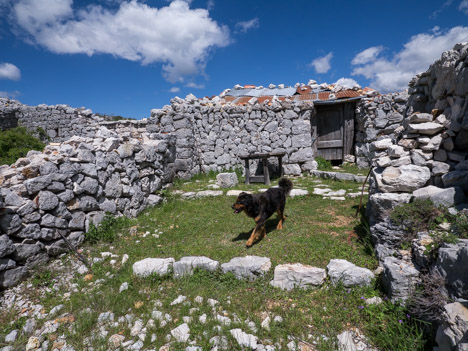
[390,199,452,246]
[85,214,130,243]
[0,126,46,165]
[315,156,332,171]
[452,212,468,238]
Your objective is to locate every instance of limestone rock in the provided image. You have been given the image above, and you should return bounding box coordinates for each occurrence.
[132,258,175,278]
[381,257,420,302]
[221,256,271,280]
[171,323,190,343]
[216,173,238,188]
[173,256,219,278]
[230,328,258,349]
[270,263,326,290]
[379,165,431,192]
[436,301,468,351]
[413,185,465,207]
[327,259,374,287]
[408,122,444,135]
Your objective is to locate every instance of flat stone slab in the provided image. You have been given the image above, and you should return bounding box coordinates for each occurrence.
[173,256,219,278]
[132,258,175,278]
[413,185,465,207]
[313,188,332,195]
[327,259,374,287]
[226,190,252,196]
[270,263,326,290]
[195,190,223,198]
[221,256,271,280]
[289,189,308,197]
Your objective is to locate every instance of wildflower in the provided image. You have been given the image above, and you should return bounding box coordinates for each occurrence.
[360,296,365,300]
[406,314,411,318]
[358,306,364,309]
[399,319,403,324]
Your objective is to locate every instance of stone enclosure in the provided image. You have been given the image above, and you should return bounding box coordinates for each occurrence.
[0,42,467,350]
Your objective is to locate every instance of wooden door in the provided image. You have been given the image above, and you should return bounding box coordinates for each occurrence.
[312,104,344,160]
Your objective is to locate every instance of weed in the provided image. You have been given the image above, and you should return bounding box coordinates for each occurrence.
[315,156,332,171]
[84,213,130,243]
[390,199,451,247]
[31,268,54,288]
[452,212,468,238]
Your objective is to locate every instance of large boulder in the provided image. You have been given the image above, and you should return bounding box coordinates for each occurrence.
[221,256,271,281]
[381,257,420,302]
[375,165,431,192]
[327,259,374,287]
[368,193,412,223]
[442,171,468,191]
[413,185,465,207]
[434,240,468,300]
[173,256,219,278]
[270,263,326,290]
[436,301,468,351]
[132,258,175,278]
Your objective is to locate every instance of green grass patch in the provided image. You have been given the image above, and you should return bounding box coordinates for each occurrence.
[0,175,432,350]
[0,126,46,165]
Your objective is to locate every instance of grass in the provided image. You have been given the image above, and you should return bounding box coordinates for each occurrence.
[0,174,431,350]
[0,126,46,165]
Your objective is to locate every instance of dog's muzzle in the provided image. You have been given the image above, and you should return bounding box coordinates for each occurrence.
[231,204,243,214]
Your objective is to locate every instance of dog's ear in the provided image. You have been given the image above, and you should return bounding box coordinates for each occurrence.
[239,192,253,205]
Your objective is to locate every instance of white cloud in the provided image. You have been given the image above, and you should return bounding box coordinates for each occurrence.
[309,52,333,74]
[334,78,360,89]
[351,46,384,65]
[0,90,21,98]
[185,82,205,89]
[351,26,468,92]
[11,0,230,83]
[0,63,21,80]
[459,0,468,13]
[169,87,180,93]
[235,18,259,33]
[206,0,214,10]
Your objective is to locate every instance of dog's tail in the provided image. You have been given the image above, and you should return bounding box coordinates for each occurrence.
[278,177,293,196]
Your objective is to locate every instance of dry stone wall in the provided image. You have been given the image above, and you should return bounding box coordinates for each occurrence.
[0,98,148,142]
[363,43,468,350]
[148,96,317,179]
[0,127,176,289]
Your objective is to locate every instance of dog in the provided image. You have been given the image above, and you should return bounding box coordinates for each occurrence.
[231,178,293,247]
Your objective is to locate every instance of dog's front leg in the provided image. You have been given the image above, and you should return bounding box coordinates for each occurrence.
[246,218,265,247]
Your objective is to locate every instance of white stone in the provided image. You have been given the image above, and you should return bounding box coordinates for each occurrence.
[337,331,357,351]
[379,165,431,192]
[119,282,129,293]
[170,295,187,305]
[221,256,271,280]
[327,259,374,287]
[195,190,223,198]
[173,256,219,278]
[132,258,174,278]
[289,189,308,197]
[216,173,238,188]
[5,330,18,343]
[171,323,190,343]
[226,190,252,196]
[408,122,444,135]
[313,188,331,195]
[230,328,258,349]
[270,263,326,290]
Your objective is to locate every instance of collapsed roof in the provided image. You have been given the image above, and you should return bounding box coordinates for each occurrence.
[208,81,376,106]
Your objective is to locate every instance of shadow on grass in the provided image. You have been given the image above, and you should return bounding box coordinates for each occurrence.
[231,218,280,246]
[352,204,375,256]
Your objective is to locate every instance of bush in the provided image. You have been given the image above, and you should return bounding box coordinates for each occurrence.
[0,126,46,165]
[452,212,468,238]
[390,199,452,246]
[315,156,332,171]
[85,214,130,243]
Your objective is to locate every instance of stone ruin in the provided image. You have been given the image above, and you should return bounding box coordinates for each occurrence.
[0,42,467,350]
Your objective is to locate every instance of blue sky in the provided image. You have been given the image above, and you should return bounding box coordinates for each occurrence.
[0,0,467,119]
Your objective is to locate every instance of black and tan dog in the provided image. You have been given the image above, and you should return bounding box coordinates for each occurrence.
[231,178,293,247]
